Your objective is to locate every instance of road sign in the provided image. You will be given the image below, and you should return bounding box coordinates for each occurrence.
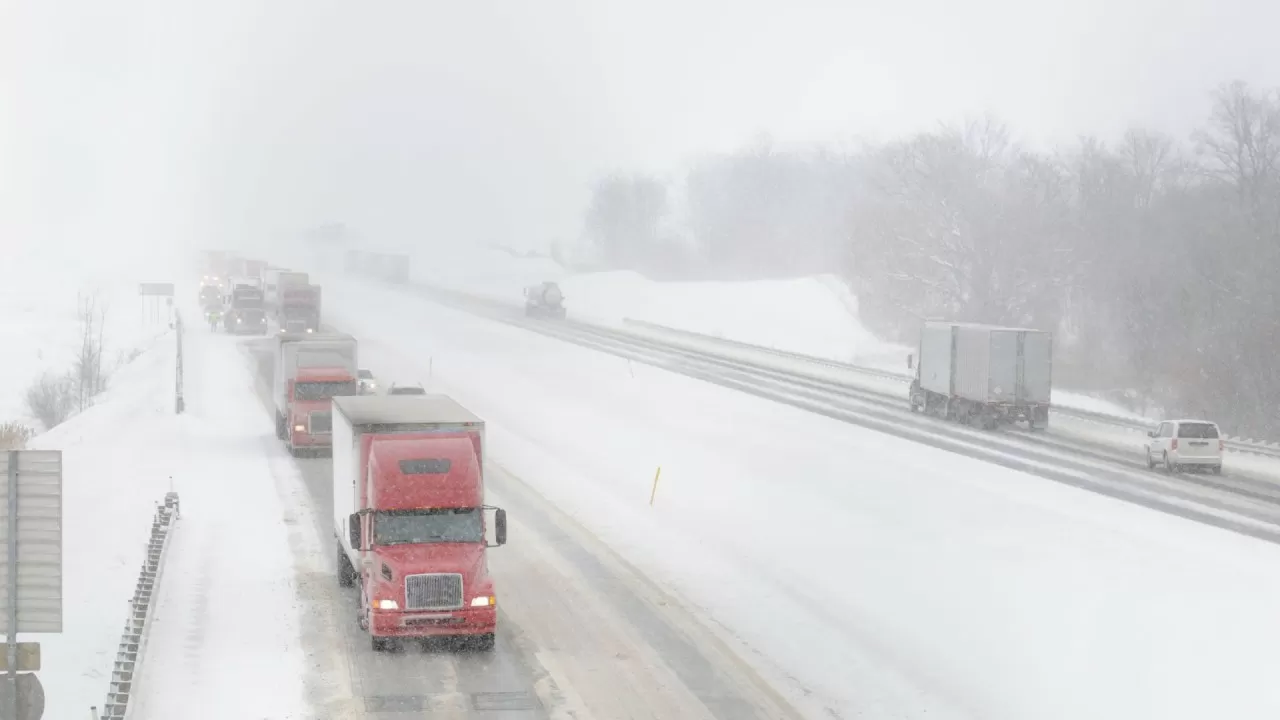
[0,453,61,634]
[0,672,43,720]
[0,644,38,672]
[137,283,175,297]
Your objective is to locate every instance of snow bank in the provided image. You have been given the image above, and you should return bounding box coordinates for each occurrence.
[322,276,1280,720]
[34,303,310,719]
[32,329,181,719]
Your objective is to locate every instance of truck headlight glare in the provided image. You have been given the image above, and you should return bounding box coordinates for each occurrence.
[470,596,495,607]
[293,424,306,432]
[376,599,399,610]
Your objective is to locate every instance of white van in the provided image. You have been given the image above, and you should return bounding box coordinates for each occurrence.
[1146,419,1224,474]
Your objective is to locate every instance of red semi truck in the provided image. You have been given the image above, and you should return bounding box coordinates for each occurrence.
[273,333,358,455]
[277,284,321,333]
[331,395,507,652]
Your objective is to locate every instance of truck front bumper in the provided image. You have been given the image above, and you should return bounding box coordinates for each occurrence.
[289,432,331,448]
[370,606,496,638]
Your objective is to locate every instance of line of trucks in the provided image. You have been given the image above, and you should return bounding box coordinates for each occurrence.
[268,328,506,652]
[198,252,507,649]
[198,251,322,334]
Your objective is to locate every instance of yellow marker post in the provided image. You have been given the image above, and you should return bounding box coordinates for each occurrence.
[649,466,662,506]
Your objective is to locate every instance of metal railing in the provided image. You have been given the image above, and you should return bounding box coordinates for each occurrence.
[93,492,180,720]
[174,311,185,415]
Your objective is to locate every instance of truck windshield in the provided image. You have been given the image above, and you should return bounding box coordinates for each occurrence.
[374,509,483,545]
[294,381,357,400]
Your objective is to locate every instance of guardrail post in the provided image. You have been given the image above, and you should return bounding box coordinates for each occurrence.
[175,311,185,414]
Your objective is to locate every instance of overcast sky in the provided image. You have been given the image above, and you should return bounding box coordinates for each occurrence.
[3,0,1276,265]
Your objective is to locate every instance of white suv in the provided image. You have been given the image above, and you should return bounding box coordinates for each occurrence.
[1145,419,1224,475]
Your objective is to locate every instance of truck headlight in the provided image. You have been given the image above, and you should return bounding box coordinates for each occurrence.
[293,424,306,432]
[470,596,495,607]
[376,599,399,610]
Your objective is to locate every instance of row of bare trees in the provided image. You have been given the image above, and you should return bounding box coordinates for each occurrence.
[579,80,1280,435]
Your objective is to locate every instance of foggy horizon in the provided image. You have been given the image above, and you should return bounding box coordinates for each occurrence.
[4,0,1277,261]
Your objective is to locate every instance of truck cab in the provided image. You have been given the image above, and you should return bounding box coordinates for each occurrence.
[273,332,358,456]
[332,395,506,652]
[284,369,356,454]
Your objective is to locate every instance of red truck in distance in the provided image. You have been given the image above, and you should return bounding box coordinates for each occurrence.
[273,333,358,456]
[332,395,507,652]
[277,284,321,333]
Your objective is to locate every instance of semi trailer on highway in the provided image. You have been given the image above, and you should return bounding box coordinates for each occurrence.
[331,395,506,652]
[277,284,321,333]
[908,321,1052,430]
[273,332,358,455]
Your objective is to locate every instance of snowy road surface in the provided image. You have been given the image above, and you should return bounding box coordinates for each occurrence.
[310,272,1280,720]
[130,312,798,719]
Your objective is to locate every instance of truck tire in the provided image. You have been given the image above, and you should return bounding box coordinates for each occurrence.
[337,543,354,587]
[371,636,393,652]
[473,633,496,652]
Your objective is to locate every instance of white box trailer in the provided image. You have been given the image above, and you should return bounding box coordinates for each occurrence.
[272,332,358,420]
[330,395,486,562]
[264,270,309,310]
[910,321,1052,429]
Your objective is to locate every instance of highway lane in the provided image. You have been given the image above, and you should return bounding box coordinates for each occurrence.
[239,334,801,719]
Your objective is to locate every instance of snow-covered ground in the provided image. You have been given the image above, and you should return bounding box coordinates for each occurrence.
[313,244,1141,419]
[0,247,176,427]
[31,294,310,719]
[32,328,182,718]
[317,272,1280,720]
[127,314,311,719]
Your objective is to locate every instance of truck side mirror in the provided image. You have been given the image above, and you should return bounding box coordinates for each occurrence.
[1146,430,1155,438]
[907,354,914,370]
[348,512,362,549]
[494,508,507,546]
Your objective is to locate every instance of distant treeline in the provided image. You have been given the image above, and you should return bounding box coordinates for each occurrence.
[576,81,1280,436]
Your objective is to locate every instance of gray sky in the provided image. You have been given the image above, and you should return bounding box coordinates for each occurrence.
[3,0,1277,262]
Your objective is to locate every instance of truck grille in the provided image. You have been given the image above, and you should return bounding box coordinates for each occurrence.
[309,412,332,434]
[405,573,463,610]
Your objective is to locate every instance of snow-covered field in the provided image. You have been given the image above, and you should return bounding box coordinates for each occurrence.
[0,248,176,427]
[318,272,1280,720]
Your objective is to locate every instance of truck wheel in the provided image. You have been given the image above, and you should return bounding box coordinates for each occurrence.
[1163,453,1175,474]
[337,543,354,587]
[371,636,393,652]
[472,633,495,652]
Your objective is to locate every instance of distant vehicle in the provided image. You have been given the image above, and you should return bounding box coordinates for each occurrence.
[523,281,566,319]
[199,285,221,310]
[387,382,426,396]
[1146,420,1223,475]
[226,307,268,335]
[908,321,1052,430]
[357,369,377,395]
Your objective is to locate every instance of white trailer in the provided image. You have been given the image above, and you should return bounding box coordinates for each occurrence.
[909,321,1052,430]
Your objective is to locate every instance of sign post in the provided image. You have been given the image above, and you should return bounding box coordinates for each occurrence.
[0,451,63,720]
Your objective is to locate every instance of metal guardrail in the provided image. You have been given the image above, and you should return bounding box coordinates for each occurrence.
[94,492,180,720]
[620,317,1280,460]
[174,311,185,415]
